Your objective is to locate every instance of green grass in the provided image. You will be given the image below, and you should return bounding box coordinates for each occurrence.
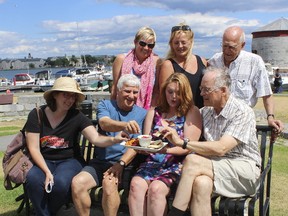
[270,141,288,216]
[0,152,27,216]
[0,126,22,136]
[0,141,288,215]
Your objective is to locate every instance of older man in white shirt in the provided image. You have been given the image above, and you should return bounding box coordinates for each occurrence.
[208,26,283,133]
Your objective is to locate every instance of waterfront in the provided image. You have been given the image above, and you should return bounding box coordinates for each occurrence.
[0,66,113,93]
[0,67,69,81]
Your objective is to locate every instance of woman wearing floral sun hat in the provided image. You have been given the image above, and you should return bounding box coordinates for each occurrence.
[111,26,162,110]
[24,77,128,216]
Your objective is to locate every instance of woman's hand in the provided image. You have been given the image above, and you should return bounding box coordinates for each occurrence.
[44,172,54,193]
[113,131,129,144]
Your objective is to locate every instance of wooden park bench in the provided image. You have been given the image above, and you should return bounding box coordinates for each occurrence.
[15,123,277,216]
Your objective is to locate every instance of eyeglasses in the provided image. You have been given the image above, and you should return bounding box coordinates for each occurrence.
[221,42,241,51]
[139,41,155,49]
[199,86,219,94]
[171,25,191,33]
[62,92,77,100]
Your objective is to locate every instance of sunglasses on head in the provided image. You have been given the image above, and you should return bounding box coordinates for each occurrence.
[139,41,155,49]
[171,25,191,33]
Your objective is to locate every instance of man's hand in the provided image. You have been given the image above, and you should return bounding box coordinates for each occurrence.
[267,118,284,134]
[161,127,183,147]
[124,120,141,135]
[103,163,124,184]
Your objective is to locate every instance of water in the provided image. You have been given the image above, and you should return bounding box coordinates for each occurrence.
[0,67,70,81]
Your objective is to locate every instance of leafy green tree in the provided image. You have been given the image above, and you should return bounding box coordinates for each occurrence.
[29,63,35,69]
[70,55,78,66]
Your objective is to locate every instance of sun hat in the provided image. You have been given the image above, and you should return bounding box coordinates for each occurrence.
[43,77,85,102]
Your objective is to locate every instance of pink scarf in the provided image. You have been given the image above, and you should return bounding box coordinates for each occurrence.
[121,49,155,109]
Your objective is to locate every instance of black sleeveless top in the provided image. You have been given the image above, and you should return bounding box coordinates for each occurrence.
[169,55,206,108]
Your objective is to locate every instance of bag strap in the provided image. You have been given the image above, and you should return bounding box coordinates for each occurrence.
[36,106,43,126]
[36,106,43,138]
[3,149,24,189]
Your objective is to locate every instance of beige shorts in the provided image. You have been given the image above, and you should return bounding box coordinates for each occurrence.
[212,158,261,198]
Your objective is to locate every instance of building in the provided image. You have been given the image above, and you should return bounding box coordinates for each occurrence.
[0,53,46,70]
[251,17,288,69]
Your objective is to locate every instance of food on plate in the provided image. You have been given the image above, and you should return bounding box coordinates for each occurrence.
[148,140,163,149]
[125,138,139,146]
[153,131,162,137]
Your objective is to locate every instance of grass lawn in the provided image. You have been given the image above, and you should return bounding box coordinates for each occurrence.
[0,151,27,216]
[254,94,288,123]
[0,141,288,215]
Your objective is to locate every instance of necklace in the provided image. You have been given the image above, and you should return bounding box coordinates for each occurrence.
[164,115,177,122]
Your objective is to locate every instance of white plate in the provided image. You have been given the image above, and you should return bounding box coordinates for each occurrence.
[120,140,168,153]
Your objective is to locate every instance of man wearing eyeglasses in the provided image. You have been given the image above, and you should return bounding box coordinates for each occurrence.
[165,66,261,216]
[208,26,283,133]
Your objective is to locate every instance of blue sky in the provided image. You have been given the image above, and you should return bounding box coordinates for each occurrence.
[0,0,287,60]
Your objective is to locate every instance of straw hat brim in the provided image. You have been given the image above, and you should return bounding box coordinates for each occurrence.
[43,77,85,102]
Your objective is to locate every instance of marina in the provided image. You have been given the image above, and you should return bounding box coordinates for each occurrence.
[0,66,113,93]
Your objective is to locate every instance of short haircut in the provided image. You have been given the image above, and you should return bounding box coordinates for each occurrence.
[203,66,231,89]
[117,74,140,90]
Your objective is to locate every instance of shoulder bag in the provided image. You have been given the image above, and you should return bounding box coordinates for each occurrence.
[2,107,42,190]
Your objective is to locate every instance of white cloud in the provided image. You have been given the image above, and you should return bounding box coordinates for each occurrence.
[0,0,287,59]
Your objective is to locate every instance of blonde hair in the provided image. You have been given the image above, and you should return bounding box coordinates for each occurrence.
[166,23,194,61]
[158,73,193,117]
[134,26,156,43]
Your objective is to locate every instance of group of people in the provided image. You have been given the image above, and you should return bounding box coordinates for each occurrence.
[23,23,284,216]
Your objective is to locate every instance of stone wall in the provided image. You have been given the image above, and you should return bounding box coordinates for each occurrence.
[0,92,110,118]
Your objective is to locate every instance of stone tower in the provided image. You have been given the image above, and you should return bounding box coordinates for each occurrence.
[251,17,288,68]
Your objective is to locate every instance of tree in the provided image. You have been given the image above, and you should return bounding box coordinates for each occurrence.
[70,55,78,66]
[55,57,69,67]
[29,63,35,69]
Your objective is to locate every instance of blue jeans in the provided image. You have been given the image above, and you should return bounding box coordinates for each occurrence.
[25,158,82,216]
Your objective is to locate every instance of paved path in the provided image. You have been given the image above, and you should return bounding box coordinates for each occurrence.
[0,134,16,151]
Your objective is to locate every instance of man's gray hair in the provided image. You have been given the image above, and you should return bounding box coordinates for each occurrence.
[239,31,245,43]
[203,67,231,89]
[117,74,140,90]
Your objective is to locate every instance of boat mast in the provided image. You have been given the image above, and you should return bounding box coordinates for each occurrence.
[76,22,87,68]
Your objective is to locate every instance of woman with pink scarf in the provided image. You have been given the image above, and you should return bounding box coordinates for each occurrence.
[111,27,162,110]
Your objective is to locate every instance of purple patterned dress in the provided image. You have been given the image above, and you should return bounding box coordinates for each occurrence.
[135,109,186,187]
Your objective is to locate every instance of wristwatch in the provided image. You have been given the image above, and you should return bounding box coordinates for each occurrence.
[117,160,126,167]
[267,114,275,120]
[182,138,190,149]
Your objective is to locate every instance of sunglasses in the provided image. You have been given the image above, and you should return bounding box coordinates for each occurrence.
[62,92,77,100]
[171,25,191,33]
[139,41,155,49]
